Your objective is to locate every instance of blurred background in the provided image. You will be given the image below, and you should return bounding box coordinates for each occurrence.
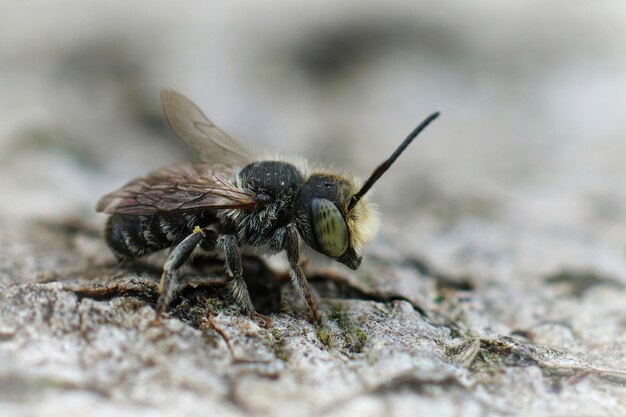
[1,0,625,272]
[2,2,626,415]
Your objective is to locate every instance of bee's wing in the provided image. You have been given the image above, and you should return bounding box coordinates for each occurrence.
[96,163,258,215]
[161,89,253,166]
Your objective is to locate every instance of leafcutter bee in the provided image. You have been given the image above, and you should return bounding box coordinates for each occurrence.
[97,89,439,322]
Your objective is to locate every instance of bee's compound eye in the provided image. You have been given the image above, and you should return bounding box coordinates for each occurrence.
[323,181,332,187]
[312,198,349,258]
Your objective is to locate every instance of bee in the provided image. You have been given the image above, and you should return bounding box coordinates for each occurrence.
[97,89,439,322]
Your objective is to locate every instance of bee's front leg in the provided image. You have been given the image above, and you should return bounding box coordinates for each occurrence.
[271,224,318,323]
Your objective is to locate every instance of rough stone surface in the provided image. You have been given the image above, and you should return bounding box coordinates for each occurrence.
[1,1,626,416]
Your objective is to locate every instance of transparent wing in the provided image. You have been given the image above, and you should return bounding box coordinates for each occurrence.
[96,163,258,215]
[160,89,253,166]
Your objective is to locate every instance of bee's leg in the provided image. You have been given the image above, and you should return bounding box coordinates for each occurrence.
[155,229,206,318]
[216,235,255,315]
[273,224,318,323]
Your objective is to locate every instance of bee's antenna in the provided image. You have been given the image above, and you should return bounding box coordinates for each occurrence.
[348,112,440,211]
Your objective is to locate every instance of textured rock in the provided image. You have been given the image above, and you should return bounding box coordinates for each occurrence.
[1,218,625,417]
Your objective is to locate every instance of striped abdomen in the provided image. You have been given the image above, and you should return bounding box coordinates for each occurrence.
[104,213,215,261]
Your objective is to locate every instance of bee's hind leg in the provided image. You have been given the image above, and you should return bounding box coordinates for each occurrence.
[155,227,214,320]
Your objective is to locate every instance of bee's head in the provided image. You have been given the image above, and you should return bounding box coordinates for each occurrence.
[294,112,439,269]
[295,173,379,269]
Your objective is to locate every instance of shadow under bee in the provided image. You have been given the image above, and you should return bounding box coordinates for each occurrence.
[69,253,430,329]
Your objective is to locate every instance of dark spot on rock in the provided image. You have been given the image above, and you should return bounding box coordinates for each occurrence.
[308,272,428,318]
[0,331,15,342]
[371,374,466,396]
[545,270,624,297]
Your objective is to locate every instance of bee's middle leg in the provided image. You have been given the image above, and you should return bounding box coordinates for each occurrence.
[216,235,255,315]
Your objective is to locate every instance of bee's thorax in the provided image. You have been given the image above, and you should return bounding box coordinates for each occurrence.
[232,160,304,246]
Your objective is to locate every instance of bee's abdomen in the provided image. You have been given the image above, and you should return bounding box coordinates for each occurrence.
[104,214,189,261]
